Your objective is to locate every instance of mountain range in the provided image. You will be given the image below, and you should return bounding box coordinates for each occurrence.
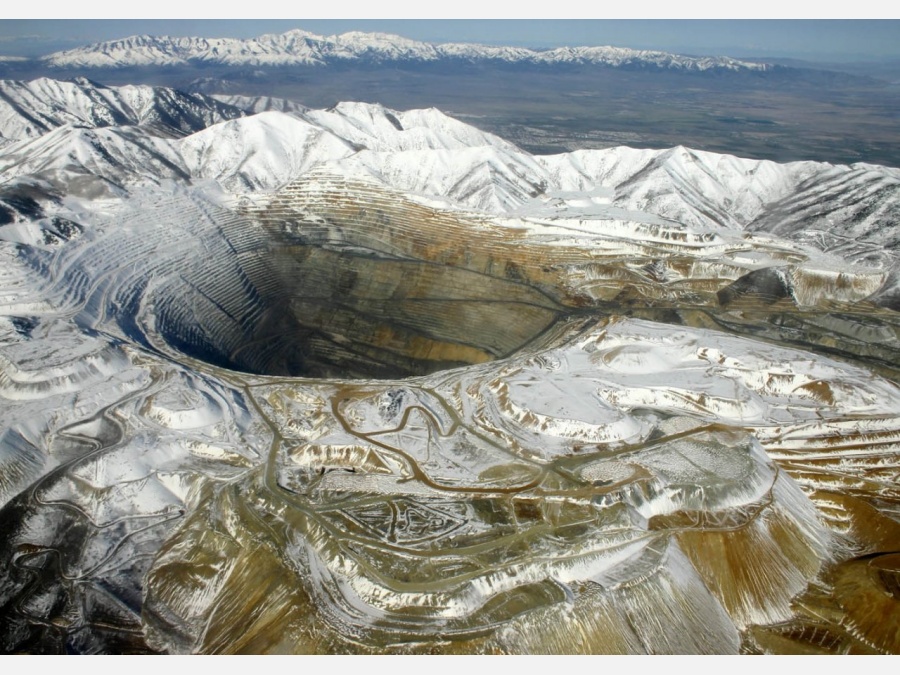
[32,29,773,72]
[2,77,897,262]
[3,29,898,170]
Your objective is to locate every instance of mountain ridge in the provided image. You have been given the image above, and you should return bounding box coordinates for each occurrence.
[1,77,897,268]
[37,30,774,73]
[0,76,244,141]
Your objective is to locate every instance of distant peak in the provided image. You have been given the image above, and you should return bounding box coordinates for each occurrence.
[266,28,323,40]
[337,31,419,41]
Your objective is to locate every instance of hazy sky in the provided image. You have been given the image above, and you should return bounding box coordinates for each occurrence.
[1,18,898,62]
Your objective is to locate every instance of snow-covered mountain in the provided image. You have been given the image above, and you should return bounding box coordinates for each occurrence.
[39,29,772,72]
[0,77,243,142]
[2,78,896,262]
[0,124,188,194]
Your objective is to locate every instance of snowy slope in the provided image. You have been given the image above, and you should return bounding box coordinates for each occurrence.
[746,165,900,254]
[534,146,821,229]
[179,112,356,191]
[0,77,243,142]
[300,102,519,153]
[211,94,309,116]
[0,125,188,195]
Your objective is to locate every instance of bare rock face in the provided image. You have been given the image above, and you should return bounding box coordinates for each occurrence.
[1,84,900,654]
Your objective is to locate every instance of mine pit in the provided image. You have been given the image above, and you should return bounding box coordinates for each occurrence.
[140,182,567,380]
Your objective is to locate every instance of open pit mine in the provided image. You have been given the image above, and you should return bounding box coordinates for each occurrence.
[0,78,899,654]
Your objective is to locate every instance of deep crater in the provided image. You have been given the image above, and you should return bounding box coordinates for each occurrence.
[76,177,900,383]
[132,181,571,380]
[182,241,565,380]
